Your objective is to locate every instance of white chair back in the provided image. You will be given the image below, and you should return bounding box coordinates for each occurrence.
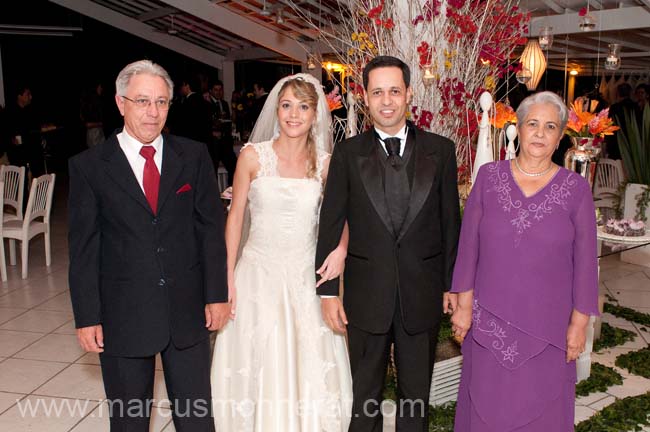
[332,117,348,144]
[0,165,25,221]
[594,158,624,200]
[0,180,5,281]
[23,174,56,229]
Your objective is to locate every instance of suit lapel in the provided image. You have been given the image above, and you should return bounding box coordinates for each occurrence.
[398,128,437,242]
[356,132,394,236]
[101,134,152,214]
[157,136,184,214]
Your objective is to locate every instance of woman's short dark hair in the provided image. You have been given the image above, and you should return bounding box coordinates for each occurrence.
[362,56,410,90]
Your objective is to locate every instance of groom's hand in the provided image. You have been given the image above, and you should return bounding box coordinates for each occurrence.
[77,325,104,353]
[321,297,348,334]
[205,303,230,331]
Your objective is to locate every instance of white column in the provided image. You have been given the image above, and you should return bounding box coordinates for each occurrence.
[0,44,5,107]
[221,60,235,105]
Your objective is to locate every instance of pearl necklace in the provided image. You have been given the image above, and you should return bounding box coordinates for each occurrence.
[514,158,554,177]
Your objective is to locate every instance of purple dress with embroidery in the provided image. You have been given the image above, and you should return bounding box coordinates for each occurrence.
[451,160,599,431]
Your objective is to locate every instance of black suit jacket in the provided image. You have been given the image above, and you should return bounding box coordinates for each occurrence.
[316,125,460,334]
[68,132,227,357]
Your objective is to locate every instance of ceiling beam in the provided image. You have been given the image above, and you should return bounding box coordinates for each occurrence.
[598,36,649,52]
[539,0,566,14]
[49,0,225,68]
[228,0,318,41]
[589,0,603,10]
[547,50,650,60]
[158,0,307,62]
[530,6,650,36]
[226,46,284,61]
[136,6,177,22]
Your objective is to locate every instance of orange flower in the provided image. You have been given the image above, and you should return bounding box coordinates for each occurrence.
[566,100,619,138]
[490,102,516,129]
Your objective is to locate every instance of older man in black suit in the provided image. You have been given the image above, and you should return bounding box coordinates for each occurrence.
[316,56,461,431]
[68,60,229,431]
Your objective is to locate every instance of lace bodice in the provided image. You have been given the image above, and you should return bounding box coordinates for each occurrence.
[242,140,329,260]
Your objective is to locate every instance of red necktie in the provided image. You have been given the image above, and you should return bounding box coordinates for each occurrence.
[139,146,160,214]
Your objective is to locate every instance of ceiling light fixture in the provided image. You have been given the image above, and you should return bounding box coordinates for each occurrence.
[538,26,553,50]
[260,0,271,16]
[604,43,621,70]
[579,2,597,32]
[519,39,547,90]
[307,57,316,70]
[276,9,284,24]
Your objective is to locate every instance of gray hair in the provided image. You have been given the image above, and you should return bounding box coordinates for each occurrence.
[516,91,569,131]
[115,60,174,98]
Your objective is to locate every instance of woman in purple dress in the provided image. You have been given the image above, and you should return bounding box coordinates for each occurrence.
[450,91,599,431]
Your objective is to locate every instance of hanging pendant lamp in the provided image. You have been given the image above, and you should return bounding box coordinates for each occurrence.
[520,39,547,91]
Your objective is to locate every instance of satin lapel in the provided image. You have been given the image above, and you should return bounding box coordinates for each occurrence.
[398,132,437,242]
[101,135,152,214]
[356,134,394,236]
[156,136,184,214]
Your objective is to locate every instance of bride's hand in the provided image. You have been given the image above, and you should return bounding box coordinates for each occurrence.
[228,276,237,320]
[316,245,347,288]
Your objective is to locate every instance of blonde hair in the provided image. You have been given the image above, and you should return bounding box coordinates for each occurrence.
[277,78,320,179]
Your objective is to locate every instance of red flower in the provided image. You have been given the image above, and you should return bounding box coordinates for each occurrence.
[578,7,587,17]
[368,2,384,19]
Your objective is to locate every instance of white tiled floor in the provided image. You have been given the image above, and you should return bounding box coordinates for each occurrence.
[0,180,648,431]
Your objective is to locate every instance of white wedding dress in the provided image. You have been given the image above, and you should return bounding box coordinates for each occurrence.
[211,140,352,432]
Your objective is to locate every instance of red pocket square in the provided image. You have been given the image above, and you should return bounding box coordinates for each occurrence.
[176,184,192,194]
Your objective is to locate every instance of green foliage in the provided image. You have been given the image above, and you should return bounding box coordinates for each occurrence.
[616,104,650,185]
[383,363,397,401]
[428,402,456,431]
[616,347,650,379]
[575,363,623,397]
[593,322,637,352]
[438,312,454,344]
[605,302,650,327]
[575,392,650,432]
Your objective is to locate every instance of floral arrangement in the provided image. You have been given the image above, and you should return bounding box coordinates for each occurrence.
[326,85,343,112]
[566,98,619,142]
[490,102,517,129]
[285,0,529,181]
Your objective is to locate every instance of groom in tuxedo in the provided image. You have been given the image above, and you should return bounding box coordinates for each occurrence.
[316,56,460,431]
[68,60,229,431]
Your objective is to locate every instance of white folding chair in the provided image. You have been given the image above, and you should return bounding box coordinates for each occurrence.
[1,174,55,279]
[1,165,26,268]
[593,158,625,209]
[332,117,348,144]
[216,166,228,193]
[0,180,6,281]
[1,165,25,222]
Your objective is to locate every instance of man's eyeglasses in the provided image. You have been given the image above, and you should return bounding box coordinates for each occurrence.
[121,96,172,110]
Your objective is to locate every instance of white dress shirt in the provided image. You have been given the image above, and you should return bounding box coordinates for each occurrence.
[375,124,408,157]
[117,129,164,194]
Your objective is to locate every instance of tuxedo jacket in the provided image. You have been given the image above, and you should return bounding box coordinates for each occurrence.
[68,131,227,357]
[316,124,460,334]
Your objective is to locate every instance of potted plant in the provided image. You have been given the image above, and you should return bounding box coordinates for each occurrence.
[616,104,650,223]
[616,104,650,268]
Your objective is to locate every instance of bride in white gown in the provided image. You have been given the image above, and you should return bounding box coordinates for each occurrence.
[211,74,353,431]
